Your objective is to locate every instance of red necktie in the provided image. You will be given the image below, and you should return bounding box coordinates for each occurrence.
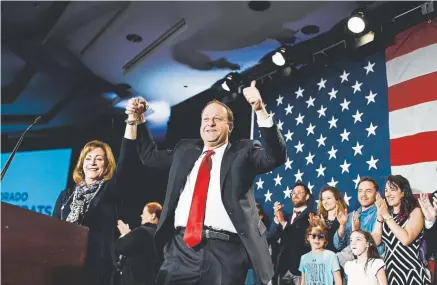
[183,150,215,248]
[291,211,301,224]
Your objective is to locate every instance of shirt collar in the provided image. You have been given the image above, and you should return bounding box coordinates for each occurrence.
[202,142,228,156]
[358,204,376,215]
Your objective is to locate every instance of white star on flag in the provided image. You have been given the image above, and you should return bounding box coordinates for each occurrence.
[317,78,327,90]
[295,87,305,98]
[306,96,316,108]
[276,95,284,106]
[328,146,338,160]
[283,186,292,199]
[316,134,327,147]
[295,141,304,153]
[306,123,316,136]
[340,70,350,83]
[353,174,361,189]
[274,173,283,186]
[352,110,363,124]
[352,142,364,156]
[364,61,375,75]
[344,192,352,206]
[277,120,284,130]
[316,164,326,177]
[367,155,379,170]
[285,104,294,115]
[328,88,338,100]
[328,116,338,129]
[305,152,315,165]
[317,105,327,118]
[366,122,378,137]
[340,98,351,111]
[295,169,304,182]
[365,91,377,105]
[256,177,264,189]
[307,182,314,193]
[295,113,305,125]
[284,130,294,141]
[264,190,273,202]
[327,177,338,187]
[340,160,351,173]
[352,80,363,94]
[285,157,293,170]
[340,129,350,142]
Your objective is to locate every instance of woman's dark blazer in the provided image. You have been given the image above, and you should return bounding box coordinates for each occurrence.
[53,138,137,285]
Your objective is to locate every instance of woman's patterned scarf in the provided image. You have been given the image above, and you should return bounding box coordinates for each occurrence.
[66,180,104,224]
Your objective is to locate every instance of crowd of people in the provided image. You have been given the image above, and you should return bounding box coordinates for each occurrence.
[51,81,436,285]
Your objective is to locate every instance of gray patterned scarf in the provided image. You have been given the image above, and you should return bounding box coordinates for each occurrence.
[66,180,104,224]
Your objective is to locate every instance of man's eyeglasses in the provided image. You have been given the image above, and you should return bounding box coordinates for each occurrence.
[310,234,326,240]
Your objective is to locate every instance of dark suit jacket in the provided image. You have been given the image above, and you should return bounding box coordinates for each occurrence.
[135,122,286,284]
[53,138,136,285]
[267,208,312,276]
[115,223,161,285]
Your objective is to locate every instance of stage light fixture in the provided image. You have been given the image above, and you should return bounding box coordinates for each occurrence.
[347,11,368,34]
[221,72,242,92]
[272,47,287,66]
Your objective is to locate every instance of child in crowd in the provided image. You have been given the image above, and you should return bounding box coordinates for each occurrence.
[344,230,387,285]
[299,218,342,285]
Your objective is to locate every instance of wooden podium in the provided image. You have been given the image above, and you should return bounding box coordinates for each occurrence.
[1,202,89,285]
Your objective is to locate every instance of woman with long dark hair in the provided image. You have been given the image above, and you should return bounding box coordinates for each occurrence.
[316,185,348,252]
[345,229,387,285]
[372,175,431,285]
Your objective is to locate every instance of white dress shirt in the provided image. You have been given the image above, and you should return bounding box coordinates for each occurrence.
[174,115,274,232]
[279,205,308,229]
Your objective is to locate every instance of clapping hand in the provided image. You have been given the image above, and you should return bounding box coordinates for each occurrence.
[375,193,390,220]
[352,211,360,231]
[335,207,349,226]
[418,193,437,222]
[117,220,131,237]
[273,201,285,225]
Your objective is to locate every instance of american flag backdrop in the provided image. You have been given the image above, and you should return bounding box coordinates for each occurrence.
[252,21,437,218]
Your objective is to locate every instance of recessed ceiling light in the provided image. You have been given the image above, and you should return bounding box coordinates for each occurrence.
[126,34,143,43]
[248,1,271,12]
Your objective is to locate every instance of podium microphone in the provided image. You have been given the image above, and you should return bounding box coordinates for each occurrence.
[1,116,43,182]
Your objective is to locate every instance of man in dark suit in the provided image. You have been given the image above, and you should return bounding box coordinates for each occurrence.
[124,80,286,285]
[268,182,312,285]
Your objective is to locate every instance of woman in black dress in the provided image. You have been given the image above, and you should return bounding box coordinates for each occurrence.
[316,185,348,252]
[53,139,136,285]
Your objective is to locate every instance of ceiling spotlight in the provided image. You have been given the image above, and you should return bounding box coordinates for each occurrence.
[221,72,242,92]
[347,12,367,34]
[272,47,287,66]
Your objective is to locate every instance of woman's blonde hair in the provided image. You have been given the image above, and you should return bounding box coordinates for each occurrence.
[317,185,347,219]
[72,140,116,184]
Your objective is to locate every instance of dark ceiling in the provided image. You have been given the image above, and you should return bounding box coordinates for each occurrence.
[1,1,430,138]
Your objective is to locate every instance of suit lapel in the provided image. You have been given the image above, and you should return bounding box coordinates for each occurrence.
[291,207,309,224]
[169,143,202,202]
[220,143,237,193]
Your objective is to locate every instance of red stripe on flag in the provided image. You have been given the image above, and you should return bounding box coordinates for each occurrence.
[390,131,437,166]
[388,72,437,112]
[385,21,437,62]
